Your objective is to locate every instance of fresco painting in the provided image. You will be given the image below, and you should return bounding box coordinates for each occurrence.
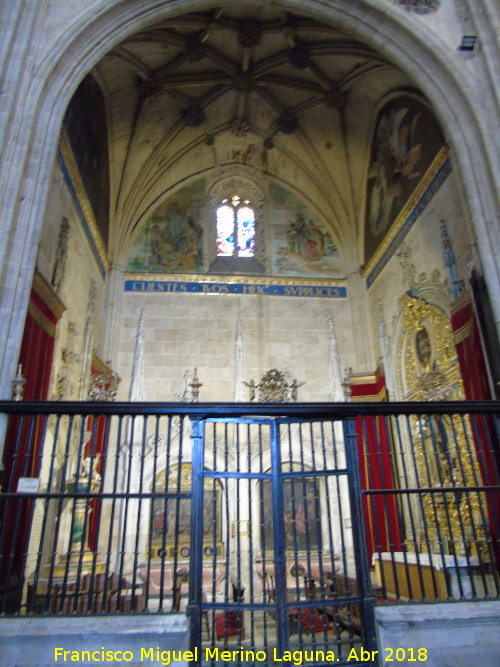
[364,96,445,264]
[127,179,205,273]
[63,75,110,247]
[269,182,340,277]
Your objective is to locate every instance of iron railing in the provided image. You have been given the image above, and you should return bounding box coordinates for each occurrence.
[0,400,499,665]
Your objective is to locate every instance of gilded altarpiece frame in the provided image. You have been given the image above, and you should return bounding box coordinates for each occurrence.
[396,295,488,557]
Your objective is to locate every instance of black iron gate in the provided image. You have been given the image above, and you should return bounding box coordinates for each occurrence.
[1,400,499,666]
[188,416,377,666]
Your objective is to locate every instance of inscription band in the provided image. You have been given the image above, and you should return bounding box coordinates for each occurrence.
[124,279,347,298]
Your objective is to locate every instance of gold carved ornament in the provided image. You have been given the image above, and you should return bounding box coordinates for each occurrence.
[396,295,487,557]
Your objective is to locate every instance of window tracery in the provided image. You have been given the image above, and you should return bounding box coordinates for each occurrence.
[216,194,256,258]
[208,175,266,273]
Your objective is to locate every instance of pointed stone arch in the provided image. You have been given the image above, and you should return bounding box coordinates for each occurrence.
[0,0,498,399]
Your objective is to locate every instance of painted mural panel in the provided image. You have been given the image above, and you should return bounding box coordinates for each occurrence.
[127,180,205,273]
[269,182,340,277]
[364,96,444,265]
[63,75,110,247]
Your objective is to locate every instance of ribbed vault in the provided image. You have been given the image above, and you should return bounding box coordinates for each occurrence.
[87,6,421,271]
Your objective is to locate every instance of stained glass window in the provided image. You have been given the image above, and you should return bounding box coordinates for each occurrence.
[216,195,255,257]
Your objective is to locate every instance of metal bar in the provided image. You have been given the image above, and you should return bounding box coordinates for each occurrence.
[42,415,76,612]
[285,422,301,609]
[203,470,286,480]
[343,417,377,653]
[0,398,497,653]
[246,422,256,646]
[115,415,135,611]
[85,414,101,613]
[321,421,340,596]
[144,415,161,611]
[270,419,289,653]
[374,416,402,601]
[130,415,148,611]
[362,486,500,495]
[28,414,61,613]
[361,416,387,592]
[170,417,185,614]
[5,414,36,612]
[424,417,463,597]
[188,418,204,661]
[91,413,111,612]
[222,423,231,641]
[208,422,217,646]
[58,415,88,613]
[234,422,243,644]
[257,422,270,652]
[16,414,49,612]
[99,414,121,611]
[2,399,499,418]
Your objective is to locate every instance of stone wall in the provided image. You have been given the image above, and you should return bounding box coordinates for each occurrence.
[0,615,189,667]
[375,600,500,667]
[36,162,105,400]
[116,291,352,403]
[365,167,476,397]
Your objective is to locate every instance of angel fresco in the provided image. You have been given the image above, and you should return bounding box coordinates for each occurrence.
[127,179,205,273]
[144,215,202,272]
[368,106,422,237]
[364,97,445,264]
[268,182,341,277]
[278,212,338,274]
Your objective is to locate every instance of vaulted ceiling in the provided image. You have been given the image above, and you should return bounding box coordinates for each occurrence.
[88,6,425,270]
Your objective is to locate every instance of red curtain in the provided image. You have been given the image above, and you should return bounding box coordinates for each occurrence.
[2,283,62,489]
[85,411,107,551]
[351,374,402,562]
[1,275,64,594]
[451,294,494,401]
[86,358,114,550]
[451,293,500,566]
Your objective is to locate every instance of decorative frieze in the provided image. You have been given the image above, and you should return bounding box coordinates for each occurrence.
[125,274,347,298]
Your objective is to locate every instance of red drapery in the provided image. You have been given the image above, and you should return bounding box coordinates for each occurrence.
[451,293,495,401]
[1,274,65,590]
[86,357,114,550]
[451,293,500,565]
[350,373,402,562]
[2,274,65,489]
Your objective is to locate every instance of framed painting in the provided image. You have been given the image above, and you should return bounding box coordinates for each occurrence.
[261,478,321,551]
[364,95,445,265]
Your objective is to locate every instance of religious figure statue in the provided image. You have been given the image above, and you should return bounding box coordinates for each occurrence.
[79,454,101,481]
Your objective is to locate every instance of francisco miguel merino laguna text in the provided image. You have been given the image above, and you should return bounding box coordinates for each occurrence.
[53,646,384,665]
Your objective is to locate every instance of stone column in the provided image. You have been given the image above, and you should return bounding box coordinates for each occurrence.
[99,263,124,367]
[346,271,375,371]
